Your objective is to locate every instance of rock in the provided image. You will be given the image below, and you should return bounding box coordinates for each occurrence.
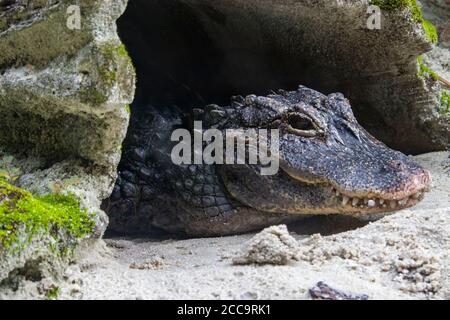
[309,282,369,300]
[0,0,135,291]
[422,0,450,48]
[0,177,95,292]
[0,0,135,234]
[420,1,450,146]
[232,225,299,265]
[392,246,442,294]
[129,259,164,270]
[0,0,135,167]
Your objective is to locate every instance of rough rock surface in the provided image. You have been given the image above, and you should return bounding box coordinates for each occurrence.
[0,0,135,168]
[309,281,369,300]
[0,0,135,290]
[232,225,299,265]
[421,0,450,123]
[0,1,135,228]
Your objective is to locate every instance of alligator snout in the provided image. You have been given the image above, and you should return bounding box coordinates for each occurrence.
[387,165,432,200]
[327,161,432,212]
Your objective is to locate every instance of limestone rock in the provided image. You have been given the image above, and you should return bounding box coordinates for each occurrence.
[0,0,135,230]
[422,0,450,48]
[233,225,300,265]
[0,0,135,290]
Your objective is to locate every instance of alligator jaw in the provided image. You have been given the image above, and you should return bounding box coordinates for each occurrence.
[280,163,432,214]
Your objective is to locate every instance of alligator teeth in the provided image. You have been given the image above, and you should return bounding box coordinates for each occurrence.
[337,193,415,209]
[342,196,350,205]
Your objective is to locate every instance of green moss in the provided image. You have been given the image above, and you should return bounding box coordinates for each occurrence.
[417,58,449,116]
[417,56,439,81]
[370,0,423,22]
[45,287,60,300]
[79,87,108,105]
[0,18,7,32]
[98,45,118,86]
[0,179,94,251]
[0,88,108,160]
[423,20,438,44]
[77,42,133,106]
[116,44,133,64]
[440,90,450,116]
[370,0,438,44]
[125,104,131,115]
[97,43,133,86]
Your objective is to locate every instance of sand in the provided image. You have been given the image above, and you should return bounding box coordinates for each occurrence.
[49,152,450,299]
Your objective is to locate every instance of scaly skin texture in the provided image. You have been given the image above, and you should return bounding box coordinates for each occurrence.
[103,86,431,237]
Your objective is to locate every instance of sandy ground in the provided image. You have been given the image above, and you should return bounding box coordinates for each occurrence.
[57,152,450,300]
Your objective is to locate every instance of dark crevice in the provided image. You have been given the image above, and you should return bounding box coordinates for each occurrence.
[117,0,328,114]
[0,259,44,291]
[287,216,370,237]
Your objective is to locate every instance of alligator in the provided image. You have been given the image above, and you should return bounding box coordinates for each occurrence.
[103,86,432,237]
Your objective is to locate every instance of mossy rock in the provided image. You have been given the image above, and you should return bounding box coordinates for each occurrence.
[0,1,98,70]
[417,55,440,81]
[370,0,438,44]
[440,91,450,116]
[0,1,135,166]
[0,178,94,283]
[0,179,94,250]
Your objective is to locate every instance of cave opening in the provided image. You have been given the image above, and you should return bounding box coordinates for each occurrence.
[116,0,333,113]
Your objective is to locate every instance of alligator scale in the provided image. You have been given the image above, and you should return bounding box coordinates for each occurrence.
[103,86,431,236]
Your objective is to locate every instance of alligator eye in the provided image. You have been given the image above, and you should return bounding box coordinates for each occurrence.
[282,113,321,137]
[287,114,315,131]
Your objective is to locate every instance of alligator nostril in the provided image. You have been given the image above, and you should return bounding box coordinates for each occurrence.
[390,160,405,170]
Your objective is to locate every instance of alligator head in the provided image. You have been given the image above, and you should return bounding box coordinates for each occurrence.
[197,86,432,217]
